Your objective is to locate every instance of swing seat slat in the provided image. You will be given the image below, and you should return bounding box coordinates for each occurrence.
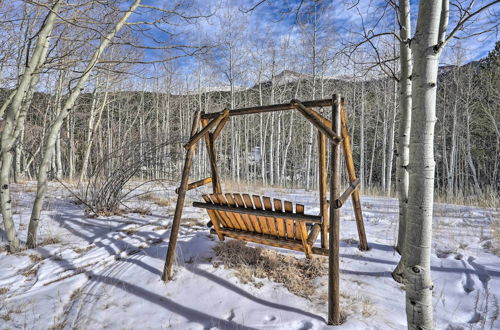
[194,193,322,258]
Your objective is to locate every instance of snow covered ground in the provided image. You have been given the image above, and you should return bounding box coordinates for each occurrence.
[0,182,499,329]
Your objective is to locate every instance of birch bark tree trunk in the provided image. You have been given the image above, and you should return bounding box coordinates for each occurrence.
[0,0,62,252]
[394,0,412,256]
[402,0,447,327]
[27,0,142,248]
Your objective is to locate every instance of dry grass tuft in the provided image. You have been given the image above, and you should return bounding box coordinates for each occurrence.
[89,208,126,217]
[21,266,38,278]
[181,218,206,228]
[70,288,83,300]
[73,245,94,254]
[213,240,325,298]
[39,236,62,246]
[128,207,152,215]
[29,254,44,263]
[153,223,171,231]
[435,187,499,208]
[139,193,173,207]
[0,287,8,295]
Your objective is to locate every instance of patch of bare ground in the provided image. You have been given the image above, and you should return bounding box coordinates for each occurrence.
[213,240,325,298]
[139,193,174,207]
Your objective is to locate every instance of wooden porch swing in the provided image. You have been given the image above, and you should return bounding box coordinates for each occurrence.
[162,95,368,325]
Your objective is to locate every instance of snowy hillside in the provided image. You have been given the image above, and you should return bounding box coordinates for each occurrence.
[0,182,498,329]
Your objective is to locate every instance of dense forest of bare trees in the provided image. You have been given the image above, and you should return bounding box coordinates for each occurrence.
[3,50,498,197]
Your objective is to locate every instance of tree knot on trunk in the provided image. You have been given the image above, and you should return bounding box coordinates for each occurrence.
[433,42,443,53]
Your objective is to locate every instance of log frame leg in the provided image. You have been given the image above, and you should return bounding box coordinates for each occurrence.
[318,131,328,249]
[162,111,201,282]
[328,94,342,325]
[340,99,369,251]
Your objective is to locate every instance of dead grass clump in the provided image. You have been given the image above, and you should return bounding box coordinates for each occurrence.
[181,218,206,228]
[29,254,44,263]
[213,240,325,298]
[0,287,8,295]
[128,207,152,215]
[88,208,126,217]
[73,245,93,254]
[39,236,62,246]
[21,266,38,278]
[153,224,171,231]
[139,193,173,207]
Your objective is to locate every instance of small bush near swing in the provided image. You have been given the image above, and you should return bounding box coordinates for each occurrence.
[213,240,325,298]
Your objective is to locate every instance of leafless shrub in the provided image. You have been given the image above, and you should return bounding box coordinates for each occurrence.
[213,240,325,298]
[63,140,177,217]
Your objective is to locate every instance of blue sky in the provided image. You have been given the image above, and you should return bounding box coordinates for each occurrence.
[132,0,499,88]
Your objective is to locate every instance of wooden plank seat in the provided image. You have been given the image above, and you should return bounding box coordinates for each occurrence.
[192,193,322,258]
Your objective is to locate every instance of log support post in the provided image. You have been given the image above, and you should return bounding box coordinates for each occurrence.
[201,116,222,194]
[328,94,342,325]
[162,111,201,282]
[340,100,368,251]
[318,131,328,249]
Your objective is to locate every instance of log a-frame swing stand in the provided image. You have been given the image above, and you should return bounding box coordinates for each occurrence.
[162,95,368,325]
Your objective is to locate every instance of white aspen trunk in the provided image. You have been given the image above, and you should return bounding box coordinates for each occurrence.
[360,81,365,189]
[382,89,388,191]
[0,0,61,252]
[403,1,446,328]
[394,0,412,256]
[465,108,480,192]
[55,132,62,179]
[79,77,100,182]
[386,79,397,196]
[269,113,274,185]
[368,103,381,187]
[27,0,141,247]
[448,92,458,195]
[281,113,294,186]
[67,111,75,181]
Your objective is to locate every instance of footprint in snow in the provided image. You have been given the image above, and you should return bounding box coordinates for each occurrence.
[225,309,235,321]
[296,320,313,330]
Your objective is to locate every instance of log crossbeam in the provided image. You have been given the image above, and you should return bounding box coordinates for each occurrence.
[291,99,342,144]
[333,178,361,209]
[184,109,229,150]
[201,98,335,119]
[175,177,213,194]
